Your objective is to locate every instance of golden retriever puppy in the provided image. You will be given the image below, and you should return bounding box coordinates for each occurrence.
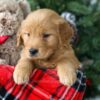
[13,9,80,86]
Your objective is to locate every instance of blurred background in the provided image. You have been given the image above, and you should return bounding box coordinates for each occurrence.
[28,0,100,99]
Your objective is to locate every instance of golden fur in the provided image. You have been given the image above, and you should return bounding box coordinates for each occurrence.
[13,9,80,86]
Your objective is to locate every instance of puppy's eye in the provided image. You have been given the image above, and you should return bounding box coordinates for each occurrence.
[43,33,51,38]
[24,33,30,36]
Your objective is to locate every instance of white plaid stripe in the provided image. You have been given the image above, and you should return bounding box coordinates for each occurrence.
[2,84,16,100]
[15,69,47,100]
[59,70,86,100]
[0,95,3,99]
[28,83,50,99]
[81,85,86,99]
[14,69,38,100]
[0,69,86,100]
[30,69,38,79]
[14,84,27,100]
[78,76,86,85]
[59,86,70,100]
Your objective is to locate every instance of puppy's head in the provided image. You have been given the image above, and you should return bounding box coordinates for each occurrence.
[17,9,73,60]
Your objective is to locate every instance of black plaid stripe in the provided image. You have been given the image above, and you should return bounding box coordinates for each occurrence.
[2,75,26,100]
[51,85,67,99]
[13,85,23,96]
[72,70,86,92]
[35,69,60,94]
[39,68,58,80]
[35,69,66,99]
[20,69,45,100]
[0,76,17,99]
[4,76,15,90]
[5,69,38,99]
[45,69,67,99]
[0,87,15,100]
[0,68,86,100]
[7,77,25,99]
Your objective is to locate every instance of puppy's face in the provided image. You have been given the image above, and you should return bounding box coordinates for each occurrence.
[19,21,59,60]
[17,9,73,60]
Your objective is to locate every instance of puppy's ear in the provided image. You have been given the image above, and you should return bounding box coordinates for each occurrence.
[56,17,74,47]
[17,28,23,47]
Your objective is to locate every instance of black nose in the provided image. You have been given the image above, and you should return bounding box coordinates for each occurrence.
[29,48,38,56]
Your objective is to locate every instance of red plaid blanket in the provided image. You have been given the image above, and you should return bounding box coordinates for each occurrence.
[0,65,86,100]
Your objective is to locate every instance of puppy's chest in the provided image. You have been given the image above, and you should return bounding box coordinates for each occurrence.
[34,60,56,69]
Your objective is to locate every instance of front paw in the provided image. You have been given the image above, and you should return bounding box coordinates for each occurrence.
[13,66,31,84]
[58,69,77,86]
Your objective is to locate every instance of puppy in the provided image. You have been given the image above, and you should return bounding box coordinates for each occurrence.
[13,9,80,86]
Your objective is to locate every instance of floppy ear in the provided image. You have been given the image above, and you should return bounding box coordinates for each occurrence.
[18,0,31,18]
[56,17,74,47]
[17,27,23,47]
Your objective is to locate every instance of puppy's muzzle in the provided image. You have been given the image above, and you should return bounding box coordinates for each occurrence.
[29,48,38,56]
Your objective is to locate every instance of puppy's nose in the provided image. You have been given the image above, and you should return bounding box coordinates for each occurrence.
[29,48,38,56]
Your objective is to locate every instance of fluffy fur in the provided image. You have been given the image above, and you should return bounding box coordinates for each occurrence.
[13,9,80,86]
[0,0,30,65]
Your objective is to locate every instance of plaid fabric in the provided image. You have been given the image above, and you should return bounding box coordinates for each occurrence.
[0,65,86,100]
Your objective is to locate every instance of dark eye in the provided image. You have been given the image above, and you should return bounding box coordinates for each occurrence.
[24,33,30,36]
[43,33,51,38]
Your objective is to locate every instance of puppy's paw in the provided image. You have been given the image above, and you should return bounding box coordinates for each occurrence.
[58,69,77,86]
[13,66,31,84]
